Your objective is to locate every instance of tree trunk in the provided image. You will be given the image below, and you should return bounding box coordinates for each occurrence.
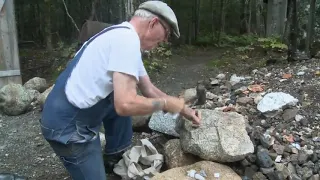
[248,0,252,33]
[255,0,263,36]
[240,0,246,34]
[88,0,99,21]
[282,0,291,43]
[305,0,316,57]
[124,0,134,21]
[217,0,224,45]
[211,0,215,41]
[288,0,298,62]
[194,0,200,42]
[44,0,53,51]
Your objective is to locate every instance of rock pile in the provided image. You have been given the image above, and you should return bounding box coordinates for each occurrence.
[146,60,320,180]
[0,77,53,116]
[1,58,320,180]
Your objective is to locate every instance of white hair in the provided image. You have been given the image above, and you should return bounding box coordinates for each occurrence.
[133,9,157,19]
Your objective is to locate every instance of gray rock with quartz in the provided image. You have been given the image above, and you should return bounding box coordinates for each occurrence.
[148,111,180,137]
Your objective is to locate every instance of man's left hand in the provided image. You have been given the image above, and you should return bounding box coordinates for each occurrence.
[181,107,201,126]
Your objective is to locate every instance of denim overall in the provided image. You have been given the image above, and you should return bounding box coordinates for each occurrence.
[40,26,132,180]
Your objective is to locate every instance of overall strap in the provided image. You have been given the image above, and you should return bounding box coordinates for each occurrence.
[77,25,130,55]
[58,25,131,90]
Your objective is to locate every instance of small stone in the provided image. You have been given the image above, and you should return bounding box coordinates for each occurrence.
[206,92,219,100]
[300,118,309,126]
[292,143,301,150]
[265,73,272,77]
[237,97,253,105]
[210,78,220,85]
[282,108,299,121]
[290,154,299,164]
[260,134,275,148]
[295,115,304,122]
[246,154,257,163]
[311,153,318,162]
[257,149,274,168]
[252,172,267,180]
[292,148,299,154]
[260,167,275,175]
[266,170,285,180]
[269,152,278,161]
[290,174,302,180]
[273,144,285,155]
[297,72,305,76]
[287,162,297,174]
[245,167,256,179]
[300,167,313,179]
[284,145,292,153]
[310,174,319,180]
[275,155,282,163]
[302,161,314,168]
[314,163,320,174]
[241,159,251,166]
[216,73,226,80]
[298,153,308,165]
[274,163,290,178]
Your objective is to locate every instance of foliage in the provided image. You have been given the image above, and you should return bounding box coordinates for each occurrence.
[197,32,287,53]
[142,43,172,73]
[256,37,288,52]
[147,43,172,59]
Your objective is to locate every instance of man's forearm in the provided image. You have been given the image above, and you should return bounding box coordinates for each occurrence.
[141,84,169,98]
[144,84,192,116]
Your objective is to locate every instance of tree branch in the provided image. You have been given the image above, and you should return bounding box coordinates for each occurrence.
[61,0,80,32]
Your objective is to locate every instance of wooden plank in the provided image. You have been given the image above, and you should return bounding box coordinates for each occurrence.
[0,0,4,11]
[0,70,20,77]
[0,0,22,88]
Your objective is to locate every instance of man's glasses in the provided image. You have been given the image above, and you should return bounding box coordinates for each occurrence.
[157,18,170,40]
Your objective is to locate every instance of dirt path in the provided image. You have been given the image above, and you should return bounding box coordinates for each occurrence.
[150,48,226,96]
[0,48,226,180]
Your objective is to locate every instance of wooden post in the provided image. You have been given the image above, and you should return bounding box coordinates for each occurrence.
[0,0,22,88]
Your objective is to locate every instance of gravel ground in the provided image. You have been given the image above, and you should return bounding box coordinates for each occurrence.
[1,47,319,179]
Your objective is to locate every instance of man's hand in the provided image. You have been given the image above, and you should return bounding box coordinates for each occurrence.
[181,107,201,126]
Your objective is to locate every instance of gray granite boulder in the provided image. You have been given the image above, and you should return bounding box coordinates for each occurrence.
[37,85,54,108]
[23,77,48,93]
[178,109,254,162]
[148,111,180,137]
[0,83,34,116]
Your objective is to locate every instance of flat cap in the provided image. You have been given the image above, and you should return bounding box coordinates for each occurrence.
[138,1,180,38]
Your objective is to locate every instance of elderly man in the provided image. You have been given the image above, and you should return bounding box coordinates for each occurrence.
[40,1,201,180]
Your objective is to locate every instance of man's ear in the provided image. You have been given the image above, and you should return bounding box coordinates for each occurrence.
[149,18,157,29]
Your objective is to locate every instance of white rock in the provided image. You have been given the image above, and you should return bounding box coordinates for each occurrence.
[210,78,220,85]
[206,92,219,100]
[265,73,272,77]
[230,74,245,86]
[252,69,259,74]
[299,66,308,71]
[257,92,299,113]
[297,72,305,76]
[216,73,226,80]
[275,155,282,163]
[295,114,304,122]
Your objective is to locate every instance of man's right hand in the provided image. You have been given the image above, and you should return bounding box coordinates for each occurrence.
[162,97,185,113]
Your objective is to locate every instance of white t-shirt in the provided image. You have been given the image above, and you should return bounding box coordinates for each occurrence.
[65,22,147,109]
